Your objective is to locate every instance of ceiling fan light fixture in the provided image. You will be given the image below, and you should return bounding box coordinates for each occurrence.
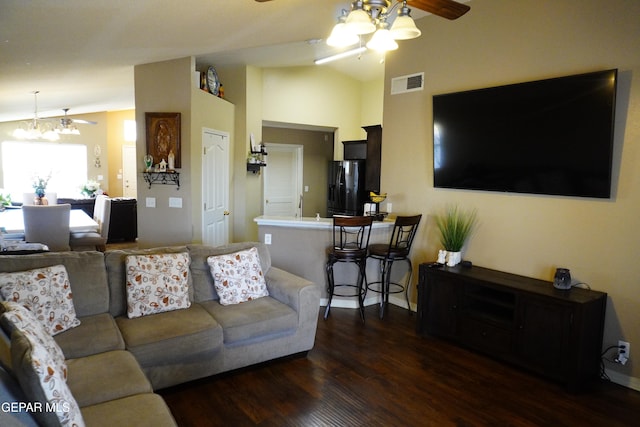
[12,91,60,141]
[366,21,398,52]
[327,13,359,47]
[345,2,376,35]
[390,6,421,40]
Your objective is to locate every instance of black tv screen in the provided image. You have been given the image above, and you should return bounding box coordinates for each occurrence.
[433,69,617,198]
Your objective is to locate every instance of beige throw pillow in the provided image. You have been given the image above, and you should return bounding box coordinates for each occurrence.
[0,301,67,380]
[207,247,269,305]
[125,252,191,318]
[11,328,84,427]
[0,265,81,335]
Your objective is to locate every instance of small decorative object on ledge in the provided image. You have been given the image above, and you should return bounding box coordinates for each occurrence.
[143,154,154,172]
[143,171,180,189]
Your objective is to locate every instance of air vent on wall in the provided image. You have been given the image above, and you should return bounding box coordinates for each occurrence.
[391,72,424,95]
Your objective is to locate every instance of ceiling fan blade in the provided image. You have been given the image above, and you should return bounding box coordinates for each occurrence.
[406,0,470,20]
[72,119,98,125]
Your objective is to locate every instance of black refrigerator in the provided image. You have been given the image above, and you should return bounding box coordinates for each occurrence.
[327,160,366,217]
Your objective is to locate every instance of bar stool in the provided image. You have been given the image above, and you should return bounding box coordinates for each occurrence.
[325,215,373,321]
[367,214,422,319]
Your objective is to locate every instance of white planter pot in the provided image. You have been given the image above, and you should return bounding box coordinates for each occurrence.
[446,251,462,267]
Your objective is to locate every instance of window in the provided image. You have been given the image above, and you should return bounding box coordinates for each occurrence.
[1,141,88,201]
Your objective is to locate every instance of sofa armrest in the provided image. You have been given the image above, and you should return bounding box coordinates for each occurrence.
[265,267,320,315]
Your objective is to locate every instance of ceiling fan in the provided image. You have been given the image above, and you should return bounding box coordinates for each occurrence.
[254,0,470,21]
[57,108,97,135]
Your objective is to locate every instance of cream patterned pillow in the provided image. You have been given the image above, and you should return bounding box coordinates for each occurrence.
[0,301,67,380]
[0,265,81,335]
[12,329,85,427]
[207,247,269,305]
[125,252,191,318]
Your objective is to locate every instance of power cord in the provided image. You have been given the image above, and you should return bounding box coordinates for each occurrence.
[600,344,626,381]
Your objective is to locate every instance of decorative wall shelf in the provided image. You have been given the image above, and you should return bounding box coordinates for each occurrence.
[247,147,267,174]
[143,171,180,189]
[246,163,266,174]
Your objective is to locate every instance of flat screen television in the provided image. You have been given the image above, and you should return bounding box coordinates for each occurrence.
[433,69,617,198]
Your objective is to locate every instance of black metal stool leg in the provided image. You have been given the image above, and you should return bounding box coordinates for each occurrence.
[324,261,334,320]
[404,259,413,315]
[357,260,366,322]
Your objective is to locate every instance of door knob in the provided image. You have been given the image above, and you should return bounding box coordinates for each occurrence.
[224,211,230,216]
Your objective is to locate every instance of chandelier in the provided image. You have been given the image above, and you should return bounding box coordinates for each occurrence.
[12,91,60,141]
[326,0,421,53]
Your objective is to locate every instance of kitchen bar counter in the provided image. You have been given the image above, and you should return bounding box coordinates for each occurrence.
[255,216,409,310]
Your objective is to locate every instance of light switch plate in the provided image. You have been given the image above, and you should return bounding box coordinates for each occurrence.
[169,197,182,208]
[146,197,156,208]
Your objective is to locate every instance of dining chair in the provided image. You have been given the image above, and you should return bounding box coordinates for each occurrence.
[22,204,71,252]
[69,195,110,252]
[367,214,422,319]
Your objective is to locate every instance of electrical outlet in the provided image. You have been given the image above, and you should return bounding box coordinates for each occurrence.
[264,234,272,245]
[617,340,630,365]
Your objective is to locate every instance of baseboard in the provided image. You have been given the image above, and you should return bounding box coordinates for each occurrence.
[604,368,640,392]
[320,295,416,312]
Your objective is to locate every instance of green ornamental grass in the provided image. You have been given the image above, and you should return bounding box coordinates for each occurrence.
[435,205,478,252]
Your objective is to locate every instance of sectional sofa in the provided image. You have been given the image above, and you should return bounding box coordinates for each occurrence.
[0,242,320,426]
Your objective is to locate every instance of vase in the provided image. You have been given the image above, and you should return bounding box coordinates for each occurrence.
[446,251,462,267]
[34,196,48,206]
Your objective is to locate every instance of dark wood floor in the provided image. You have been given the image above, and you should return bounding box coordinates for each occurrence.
[159,305,640,426]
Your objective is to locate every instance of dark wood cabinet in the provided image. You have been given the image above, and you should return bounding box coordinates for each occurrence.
[417,264,607,391]
[363,125,382,192]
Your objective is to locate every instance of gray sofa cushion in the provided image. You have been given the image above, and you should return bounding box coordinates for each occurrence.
[103,246,190,317]
[66,350,152,408]
[0,251,109,317]
[81,393,177,427]
[200,297,297,344]
[187,242,272,302]
[54,313,125,359]
[115,303,222,368]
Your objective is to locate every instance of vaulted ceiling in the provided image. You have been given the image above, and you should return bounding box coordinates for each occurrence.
[1,0,425,122]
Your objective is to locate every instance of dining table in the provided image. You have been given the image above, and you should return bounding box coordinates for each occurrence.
[0,207,99,240]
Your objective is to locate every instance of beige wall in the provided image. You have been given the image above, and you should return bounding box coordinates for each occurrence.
[106,109,135,197]
[262,127,334,216]
[382,0,640,386]
[262,66,375,159]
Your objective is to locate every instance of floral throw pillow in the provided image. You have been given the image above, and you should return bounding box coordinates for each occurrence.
[125,252,191,319]
[0,301,67,380]
[0,265,81,335]
[12,328,85,427]
[206,247,269,306]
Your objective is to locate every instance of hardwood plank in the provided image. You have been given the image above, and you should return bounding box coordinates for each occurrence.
[160,305,640,426]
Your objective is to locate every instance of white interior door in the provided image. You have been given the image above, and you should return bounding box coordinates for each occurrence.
[202,128,230,246]
[263,144,303,217]
[122,145,137,198]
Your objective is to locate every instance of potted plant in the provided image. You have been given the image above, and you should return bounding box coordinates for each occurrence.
[32,175,51,205]
[435,205,478,266]
[0,193,11,212]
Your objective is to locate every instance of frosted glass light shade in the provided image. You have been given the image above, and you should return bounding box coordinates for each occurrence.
[366,28,398,52]
[327,22,359,47]
[390,15,421,40]
[345,9,375,35]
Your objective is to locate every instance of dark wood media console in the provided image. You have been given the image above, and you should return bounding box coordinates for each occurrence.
[417,263,607,392]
